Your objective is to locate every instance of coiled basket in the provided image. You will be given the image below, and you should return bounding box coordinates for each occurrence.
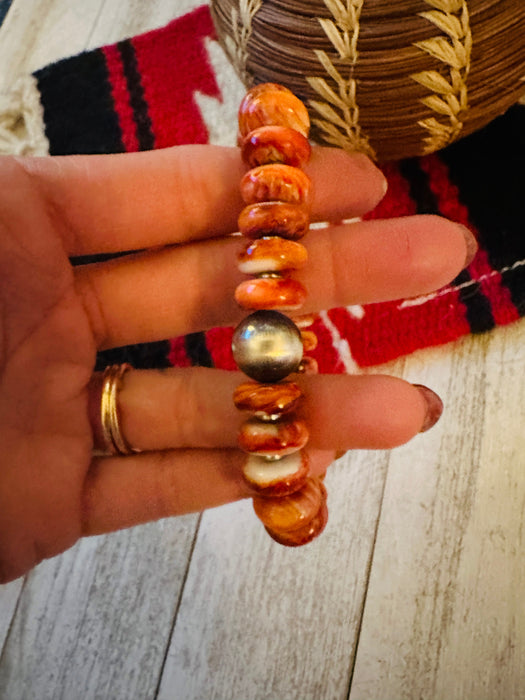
[211,0,525,161]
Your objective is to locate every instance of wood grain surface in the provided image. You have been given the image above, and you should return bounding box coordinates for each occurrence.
[1,1,525,698]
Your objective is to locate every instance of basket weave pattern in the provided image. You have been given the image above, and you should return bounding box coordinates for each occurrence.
[211,0,525,161]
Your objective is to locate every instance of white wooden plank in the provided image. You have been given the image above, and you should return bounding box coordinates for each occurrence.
[0,516,199,700]
[350,322,525,699]
[157,449,390,700]
[0,578,23,654]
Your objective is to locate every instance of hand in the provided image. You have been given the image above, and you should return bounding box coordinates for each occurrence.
[0,145,474,582]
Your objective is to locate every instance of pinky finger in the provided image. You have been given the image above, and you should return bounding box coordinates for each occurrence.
[82,448,335,536]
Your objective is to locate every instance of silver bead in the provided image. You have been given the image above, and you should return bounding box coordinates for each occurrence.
[232,310,303,383]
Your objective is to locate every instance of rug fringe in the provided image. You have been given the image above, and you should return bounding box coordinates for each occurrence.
[0,76,49,156]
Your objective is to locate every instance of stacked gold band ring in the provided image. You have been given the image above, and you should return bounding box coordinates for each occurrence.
[100,363,140,456]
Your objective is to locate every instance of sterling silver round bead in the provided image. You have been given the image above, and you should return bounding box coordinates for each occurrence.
[232,310,303,383]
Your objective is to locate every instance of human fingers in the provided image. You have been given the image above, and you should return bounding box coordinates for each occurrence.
[75,214,474,349]
[89,367,440,454]
[81,447,336,535]
[82,367,441,535]
[16,146,386,255]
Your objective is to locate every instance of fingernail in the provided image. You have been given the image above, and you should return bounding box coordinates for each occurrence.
[413,384,444,433]
[460,225,478,268]
[381,174,389,198]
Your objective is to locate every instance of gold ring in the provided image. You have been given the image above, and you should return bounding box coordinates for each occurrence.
[100,364,140,455]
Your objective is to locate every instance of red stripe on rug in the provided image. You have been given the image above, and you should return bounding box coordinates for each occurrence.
[364,161,417,220]
[306,316,347,373]
[131,5,221,148]
[102,44,139,152]
[205,326,237,371]
[202,318,347,374]
[327,160,473,366]
[168,336,192,368]
[327,290,471,367]
[421,154,520,326]
[323,162,421,368]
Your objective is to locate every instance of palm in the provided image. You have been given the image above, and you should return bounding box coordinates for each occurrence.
[0,147,470,582]
[0,163,97,573]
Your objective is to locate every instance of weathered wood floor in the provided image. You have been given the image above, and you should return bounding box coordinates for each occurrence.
[1,2,525,698]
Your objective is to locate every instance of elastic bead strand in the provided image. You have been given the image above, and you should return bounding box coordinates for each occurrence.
[232,82,326,546]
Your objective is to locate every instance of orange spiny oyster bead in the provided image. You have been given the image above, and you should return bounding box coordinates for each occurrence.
[240,164,311,206]
[235,276,306,311]
[292,312,317,328]
[266,498,328,547]
[253,476,325,533]
[238,201,310,241]
[238,83,310,139]
[238,415,309,458]
[242,450,309,497]
[233,381,303,417]
[241,125,312,169]
[297,356,319,375]
[300,330,318,352]
[237,237,308,275]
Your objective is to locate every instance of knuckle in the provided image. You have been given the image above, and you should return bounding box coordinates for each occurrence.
[74,270,111,348]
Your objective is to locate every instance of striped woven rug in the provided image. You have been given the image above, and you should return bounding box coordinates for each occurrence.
[15,4,525,372]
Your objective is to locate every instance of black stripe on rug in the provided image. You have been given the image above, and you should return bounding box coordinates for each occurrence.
[96,341,172,371]
[0,0,13,26]
[185,332,214,368]
[399,158,495,333]
[441,105,525,315]
[34,50,124,155]
[117,39,155,151]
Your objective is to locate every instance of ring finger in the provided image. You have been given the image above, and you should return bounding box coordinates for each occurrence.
[89,367,435,453]
[83,366,439,534]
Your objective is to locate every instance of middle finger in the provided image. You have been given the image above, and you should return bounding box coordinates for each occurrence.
[75,214,473,349]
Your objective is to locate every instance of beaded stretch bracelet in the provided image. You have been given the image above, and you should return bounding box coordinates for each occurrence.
[231,83,328,547]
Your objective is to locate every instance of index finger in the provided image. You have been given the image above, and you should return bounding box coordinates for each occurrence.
[16,145,387,256]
